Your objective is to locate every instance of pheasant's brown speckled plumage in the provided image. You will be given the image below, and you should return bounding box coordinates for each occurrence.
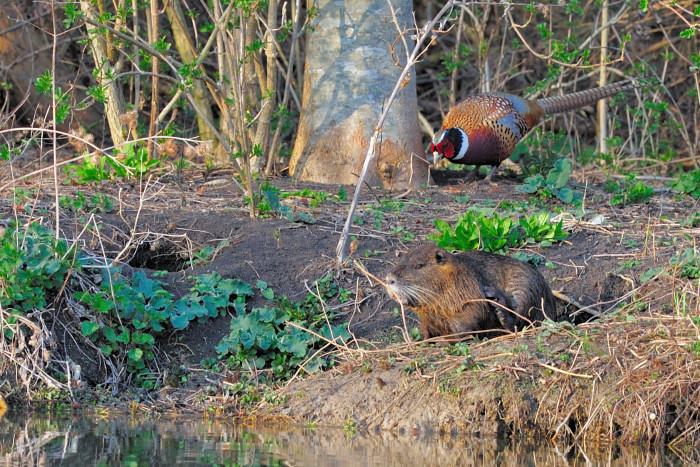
[434,80,642,180]
[443,93,543,163]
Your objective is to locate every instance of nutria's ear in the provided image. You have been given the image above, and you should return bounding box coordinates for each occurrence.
[435,249,447,264]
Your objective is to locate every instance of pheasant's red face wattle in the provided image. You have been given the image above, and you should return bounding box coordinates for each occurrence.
[436,141,454,159]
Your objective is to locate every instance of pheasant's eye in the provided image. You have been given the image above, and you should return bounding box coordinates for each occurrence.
[430,142,435,152]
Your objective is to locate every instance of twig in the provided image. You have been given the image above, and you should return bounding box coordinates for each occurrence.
[538,362,593,379]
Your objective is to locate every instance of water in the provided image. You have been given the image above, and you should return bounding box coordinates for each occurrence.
[0,410,692,466]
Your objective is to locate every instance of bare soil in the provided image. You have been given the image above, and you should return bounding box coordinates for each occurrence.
[3,164,699,447]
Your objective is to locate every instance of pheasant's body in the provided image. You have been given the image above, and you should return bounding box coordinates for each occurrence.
[431,80,642,182]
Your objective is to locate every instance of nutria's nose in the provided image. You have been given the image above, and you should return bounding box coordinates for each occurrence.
[385,273,396,286]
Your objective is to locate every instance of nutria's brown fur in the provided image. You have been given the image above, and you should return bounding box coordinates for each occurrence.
[385,245,558,340]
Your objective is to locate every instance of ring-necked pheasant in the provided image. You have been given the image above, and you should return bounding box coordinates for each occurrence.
[430,80,642,182]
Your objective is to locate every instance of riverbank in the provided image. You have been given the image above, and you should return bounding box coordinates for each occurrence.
[268,310,700,446]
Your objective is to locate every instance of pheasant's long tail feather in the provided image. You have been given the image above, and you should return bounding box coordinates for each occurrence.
[536,79,643,115]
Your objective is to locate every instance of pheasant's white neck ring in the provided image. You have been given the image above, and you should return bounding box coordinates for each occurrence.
[451,128,469,161]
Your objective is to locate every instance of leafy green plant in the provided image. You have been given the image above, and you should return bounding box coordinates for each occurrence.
[669,248,699,279]
[65,155,112,183]
[390,226,416,243]
[478,212,518,253]
[74,270,253,385]
[670,169,700,199]
[35,69,71,123]
[681,212,700,228]
[280,188,335,208]
[343,415,357,435]
[109,142,161,178]
[216,274,351,379]
[186,240,230,266]
[519,212,569,247]
[59,192,114,213]
[516,158,581,204]
[430,210,569,253]
[170,273,253,329]
[216,305,349,378]
[337,186,347,201]
[605,176,654,206]
[0,222,77,313]
[260,182,314,222]
[432,210,481,251]
[65,142,160,184]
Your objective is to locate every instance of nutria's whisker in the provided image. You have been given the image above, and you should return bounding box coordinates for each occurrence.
[398,284,440,305]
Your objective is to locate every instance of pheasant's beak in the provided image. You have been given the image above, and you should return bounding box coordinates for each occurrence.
[428,142,442,164]
[430,131,446,165]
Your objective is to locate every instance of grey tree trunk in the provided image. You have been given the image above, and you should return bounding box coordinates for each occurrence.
[289,0,430,189]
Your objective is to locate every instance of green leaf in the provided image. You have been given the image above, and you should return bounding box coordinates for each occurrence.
[116,329,130,343]
[233,295,247,314]
[640,267,665,282]
[255,307,276,322]
[670,170,700,199]
[546,158,572,189]
[171,313,190,330]
[434,218,454,235]
[43,257,62,274]
[132,332,155,346]
[554,188,574,203]
[278,328,311,357]
[100,344,113,357]
[128,348,144,362]
[35,70,53,96]
[239,330,255,349]
[81,321,99,337]
[189,301,209,318]
[304,357,323,373]
[102,326,117,342]
[517,174,545,193]
[261,186,282,212]
[132,271,159,298]
[680,27,696,39]
[321,323,352,344]
[256,324,277,351]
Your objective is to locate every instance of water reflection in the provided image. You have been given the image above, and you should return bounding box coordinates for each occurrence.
[0,410,693,466]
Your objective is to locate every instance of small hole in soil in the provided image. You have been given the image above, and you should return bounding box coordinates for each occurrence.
[128,242,187,272]
[567,415,579,436]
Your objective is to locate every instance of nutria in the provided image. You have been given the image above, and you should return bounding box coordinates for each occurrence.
[385,245,557,340]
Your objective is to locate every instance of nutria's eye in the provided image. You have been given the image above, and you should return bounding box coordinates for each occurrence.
[414,262,424,270]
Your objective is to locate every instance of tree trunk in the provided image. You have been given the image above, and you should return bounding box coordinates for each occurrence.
[80,0,127,147]
[165,1,218,158]
[289,0,430,190]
